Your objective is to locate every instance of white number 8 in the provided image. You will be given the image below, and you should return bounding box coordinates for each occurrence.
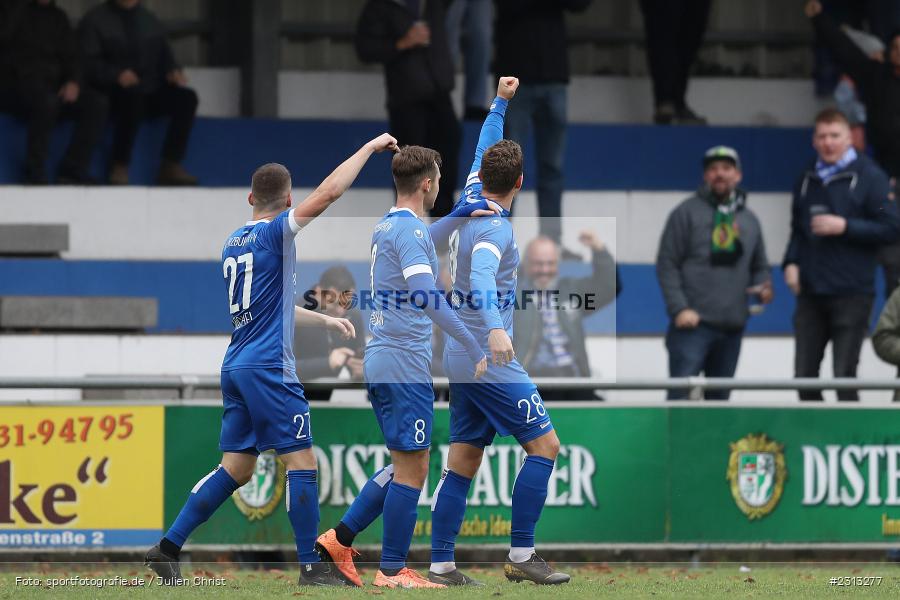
[414,419,426,445]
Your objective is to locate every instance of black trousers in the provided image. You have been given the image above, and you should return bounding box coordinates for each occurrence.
[109,84,198,165]
[388,92,461,218]
[0,79,107,179]
[793,293,874,401]
[638,0,712,108]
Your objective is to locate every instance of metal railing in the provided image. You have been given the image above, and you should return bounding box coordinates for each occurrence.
[0,376,899,400]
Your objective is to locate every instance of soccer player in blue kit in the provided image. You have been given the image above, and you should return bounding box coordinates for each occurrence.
[431,76,571,585]
[314,145,504,589]
[144,132,399,587]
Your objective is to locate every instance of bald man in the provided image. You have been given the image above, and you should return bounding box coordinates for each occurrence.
[514,231,619,399]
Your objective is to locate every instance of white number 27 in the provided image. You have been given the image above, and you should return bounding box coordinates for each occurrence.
[224,253,254,314]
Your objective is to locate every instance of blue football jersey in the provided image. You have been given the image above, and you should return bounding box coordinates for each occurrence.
[447,193,519,355]
[221,208,301,372]
[366,207,440,366]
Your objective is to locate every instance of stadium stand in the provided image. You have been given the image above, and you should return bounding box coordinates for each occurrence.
[0,0,895,405]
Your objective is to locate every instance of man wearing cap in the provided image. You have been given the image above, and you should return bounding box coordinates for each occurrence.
[656,146,772,400]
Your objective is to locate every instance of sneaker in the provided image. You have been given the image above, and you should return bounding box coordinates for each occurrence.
[504,553,570,585]
[428,568,483,586]
[675,105,708,126]
[157,160,198,186]
[315,529,363,587]
[373,567,446,588]
[108,163,129,185]
[144,544,182,584]
[297,561,348,587]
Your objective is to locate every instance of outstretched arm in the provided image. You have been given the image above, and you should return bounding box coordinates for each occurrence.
[468,77,520,176]
[292,133,398,229]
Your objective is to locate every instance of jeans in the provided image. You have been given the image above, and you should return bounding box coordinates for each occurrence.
[388,92,461,219]
[665,322,743,400]
[110,84,198,164]
[445,0,492,110]
[638,0,712,108]
[793,293,874,401]
[503,83,567,242]
[0,79,108,180]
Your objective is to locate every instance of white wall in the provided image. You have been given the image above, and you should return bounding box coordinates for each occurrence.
[0,187,792,264]
[277,72,824,127]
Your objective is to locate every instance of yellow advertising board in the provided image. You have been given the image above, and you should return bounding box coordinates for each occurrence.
[0,406,163,548]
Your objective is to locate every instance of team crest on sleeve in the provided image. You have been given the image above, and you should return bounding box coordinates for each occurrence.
[232,451,285,521]
[491,219,501,226]
[726,433,787,520]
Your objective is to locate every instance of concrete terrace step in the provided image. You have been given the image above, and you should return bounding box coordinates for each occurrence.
[0,224,68,256]
[0,296,157,331]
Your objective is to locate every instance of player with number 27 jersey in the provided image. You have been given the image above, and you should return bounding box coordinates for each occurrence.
[219,208,306,453]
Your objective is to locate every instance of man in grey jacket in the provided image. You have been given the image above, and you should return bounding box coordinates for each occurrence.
[656,146,773,399]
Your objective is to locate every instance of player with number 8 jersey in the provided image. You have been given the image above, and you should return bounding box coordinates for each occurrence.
[144,133,400,589]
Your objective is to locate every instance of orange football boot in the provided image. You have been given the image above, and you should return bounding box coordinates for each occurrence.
[373,567,446,589]
[315,529,363,587]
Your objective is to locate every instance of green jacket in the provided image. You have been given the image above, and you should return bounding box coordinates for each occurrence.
[872,286,900,400]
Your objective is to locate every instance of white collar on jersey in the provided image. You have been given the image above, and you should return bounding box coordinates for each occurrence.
[245,218,272,225]
[389,207,420,219]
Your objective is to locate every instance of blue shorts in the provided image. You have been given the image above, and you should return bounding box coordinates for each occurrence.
[219,367,312,454]
[364,347,434,451]
[444,353,554,448]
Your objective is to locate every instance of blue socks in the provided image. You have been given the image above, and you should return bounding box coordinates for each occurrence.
[380,481,422,571]
[511,456,555,550]
[287,470,321,565]
[164,465,239,549]
[340,464,393,540]
[430,469,472,563]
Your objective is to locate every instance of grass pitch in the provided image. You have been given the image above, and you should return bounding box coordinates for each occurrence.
[1,563,898,599]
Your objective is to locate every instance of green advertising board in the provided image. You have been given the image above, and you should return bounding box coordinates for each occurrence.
[161,405,900,547]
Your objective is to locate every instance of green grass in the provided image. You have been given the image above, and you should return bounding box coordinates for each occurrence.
[1,564,899,599]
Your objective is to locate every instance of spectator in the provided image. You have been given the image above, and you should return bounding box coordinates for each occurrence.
[805,0,900,295]
[514,231,620,400]
[811,0,900,96]
[0,0,107,184]
[494,0,591,250]
[356,0,460,218]
[783,108,900,401]
[445,0,492,120]
[638,0,711,125]
[872,284,900,402]
[295,266,365,401]
[79,0,198,186]
[656,146,772,400]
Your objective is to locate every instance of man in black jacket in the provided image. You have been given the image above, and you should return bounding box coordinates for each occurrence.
[0,0,107,184]
[79,0,197,186]
[805,0,900,294]
[783,108,900,401]
[356,0,460,218]
[296,266,366,401]
[514,230,619,400]
[494,0,590,248]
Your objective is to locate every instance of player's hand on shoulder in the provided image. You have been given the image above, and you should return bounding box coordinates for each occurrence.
[488,328,515,367]
[473,355,488,380]
[497,77,519,100]
[367,133,399,154]
[460,199,503,218]
[326,316,356,339]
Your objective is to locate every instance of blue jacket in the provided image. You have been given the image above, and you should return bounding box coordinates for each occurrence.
[783,154,899,296]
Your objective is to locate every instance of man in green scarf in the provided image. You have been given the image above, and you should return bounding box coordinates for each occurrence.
[656,146,773,399]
